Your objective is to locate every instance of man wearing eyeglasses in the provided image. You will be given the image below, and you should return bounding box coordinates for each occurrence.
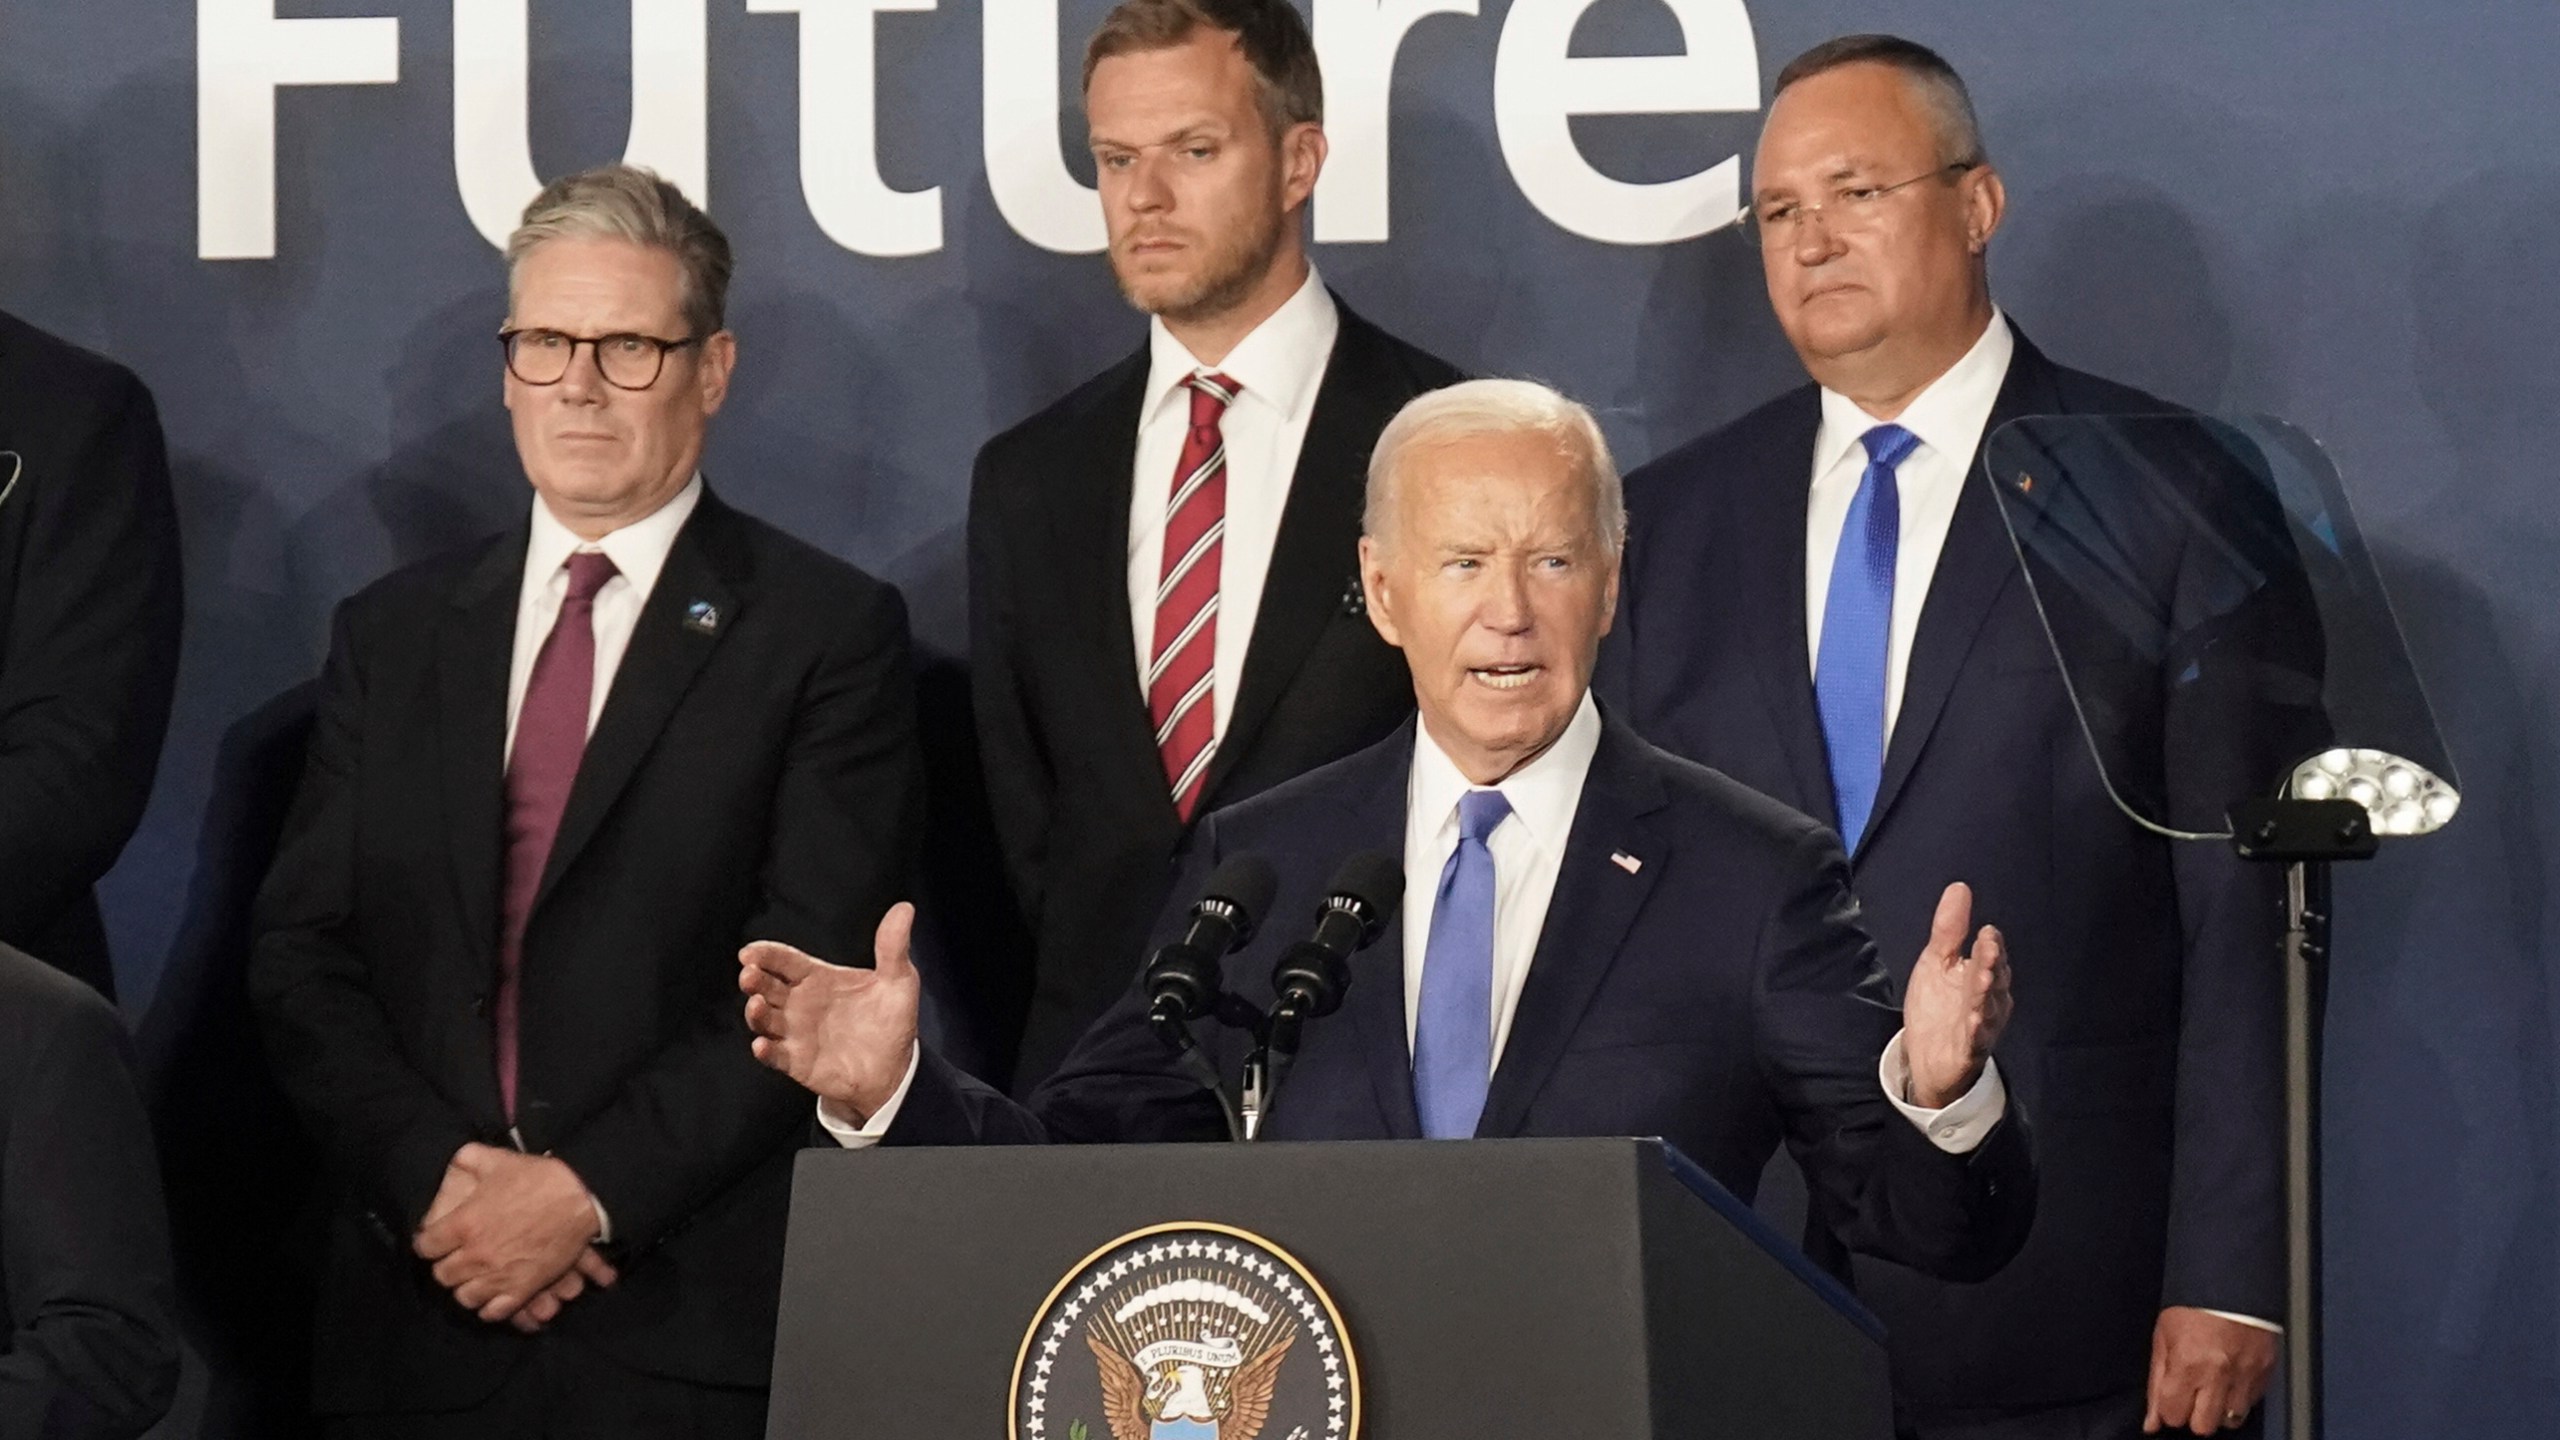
[250,163,920,1438]
[1600,34,2284,1440]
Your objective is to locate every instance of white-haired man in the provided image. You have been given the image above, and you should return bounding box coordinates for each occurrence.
[741,379,2038,1291]
[251,164,921,1437]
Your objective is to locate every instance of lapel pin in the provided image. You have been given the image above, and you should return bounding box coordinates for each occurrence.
[1340,574,1366,617]
[1610,851,1642,875]
[683,600,720,635]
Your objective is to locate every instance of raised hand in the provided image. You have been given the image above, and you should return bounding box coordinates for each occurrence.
[739,901,922,1123]
[1901,882,2013,1108]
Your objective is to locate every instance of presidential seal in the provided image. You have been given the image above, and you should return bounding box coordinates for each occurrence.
[1011,1222,1359,1440]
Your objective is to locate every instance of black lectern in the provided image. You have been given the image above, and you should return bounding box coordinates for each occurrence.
[766,1137,1888,1438]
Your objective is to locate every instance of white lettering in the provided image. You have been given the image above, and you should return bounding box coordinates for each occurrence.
[196,0,400,260]
[748,0,943,257]
[981,0,1105,254]
[452,0,710,251]
[1491,0,1758,245]
[1313,0,1478,243]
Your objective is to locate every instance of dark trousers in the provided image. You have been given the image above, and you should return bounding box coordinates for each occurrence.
[321,1339,766,1440]
[1899,1388,2265,1440]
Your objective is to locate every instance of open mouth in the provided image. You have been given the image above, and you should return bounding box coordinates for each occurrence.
[1469,664,1542,691]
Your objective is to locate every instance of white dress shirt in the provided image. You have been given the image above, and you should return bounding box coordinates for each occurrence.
[1804,311,2013,739]
[505,474,702,761]
[1124,267,1340,745]
[824,692,2007,1152]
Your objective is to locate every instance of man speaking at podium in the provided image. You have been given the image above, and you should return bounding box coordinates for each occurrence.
[742,379,2036,1286]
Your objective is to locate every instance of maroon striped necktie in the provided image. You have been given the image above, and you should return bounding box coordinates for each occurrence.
[495,549,618,1121]
[1147,372,1239,822]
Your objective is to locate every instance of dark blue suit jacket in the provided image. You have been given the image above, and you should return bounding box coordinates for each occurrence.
[888,713,2036,1287]
[1599,331,2301,1410]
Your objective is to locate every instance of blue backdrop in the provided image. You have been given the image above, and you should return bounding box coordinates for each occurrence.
[3,2,2549,1434]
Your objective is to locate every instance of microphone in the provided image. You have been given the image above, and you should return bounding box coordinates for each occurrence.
[1144,854,1279,1035]
[1270,851,1405,1030]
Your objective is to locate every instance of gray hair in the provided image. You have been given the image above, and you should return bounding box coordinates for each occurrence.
[1365,379,1625,552]
[505,164,733,338]
[1773,34,1988,168]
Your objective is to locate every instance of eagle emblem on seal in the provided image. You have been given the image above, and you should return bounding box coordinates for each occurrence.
[1013,1225,1357,1440]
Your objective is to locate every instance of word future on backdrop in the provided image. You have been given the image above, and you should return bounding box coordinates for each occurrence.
[197,0,1761,259]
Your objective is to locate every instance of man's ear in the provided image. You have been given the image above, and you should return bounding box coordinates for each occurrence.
[1280,123,1326,214]
[697,331,738,414]
[1963,165,2006,255]
[1358,535,1402,649]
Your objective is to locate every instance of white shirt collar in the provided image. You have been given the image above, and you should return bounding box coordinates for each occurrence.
[1143,266,1339,427]
[525,472,704,598]
[1409,691,1604,852]
[1814,308,2015,476]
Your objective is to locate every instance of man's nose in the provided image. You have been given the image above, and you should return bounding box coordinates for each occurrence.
[556,342,610,403]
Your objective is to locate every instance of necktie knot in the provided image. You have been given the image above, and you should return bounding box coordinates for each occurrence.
[1457,788,1512,846]
[562,550,619,606]
[1860,422,1920,472]
[1184,371,1240,431]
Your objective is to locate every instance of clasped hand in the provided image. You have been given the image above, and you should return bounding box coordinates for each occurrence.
[412,1142,615,1332]
[1901,883,2014,1108]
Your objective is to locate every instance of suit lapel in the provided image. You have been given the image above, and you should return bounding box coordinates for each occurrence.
[531,490,743,912]
[1862,334,2068,851]
[1203,304,1407,807]
[1737,388,1840,825]
[1475,721,1669,1138]
[435,532,525,967]
[1330,723,1424,1139]
[1064,351,1180,821]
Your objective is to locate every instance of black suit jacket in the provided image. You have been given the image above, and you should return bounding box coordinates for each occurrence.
[250,488,921,1413]
[971,299,1462,1087]
[885,715,2036,1288]
[0,313,183,999]
[1601,331,2295,1409]
[0,942,178,1440]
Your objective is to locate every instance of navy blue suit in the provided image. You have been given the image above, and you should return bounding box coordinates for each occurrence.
[887,714,2036,1287]
[1600,331,2303,1419]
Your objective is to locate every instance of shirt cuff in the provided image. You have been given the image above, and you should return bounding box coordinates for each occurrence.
[2200,1309,2284,1334]
[588,1194,612,1245]
[1880,1030,2007,1154]
[816,1043,923,1150]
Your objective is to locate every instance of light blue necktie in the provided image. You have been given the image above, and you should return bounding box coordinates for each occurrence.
[1815,423,1919,852]
[1413,788,1511,1139]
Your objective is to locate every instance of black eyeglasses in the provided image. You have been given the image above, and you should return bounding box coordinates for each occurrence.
[500,328,703,390]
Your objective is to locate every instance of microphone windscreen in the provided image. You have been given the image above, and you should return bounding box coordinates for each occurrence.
[1325,850,1406,927]
[1201,853,1280,936]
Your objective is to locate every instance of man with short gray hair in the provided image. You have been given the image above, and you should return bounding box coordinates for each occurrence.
[742,378,2038,1304]
[252,163,921,1437]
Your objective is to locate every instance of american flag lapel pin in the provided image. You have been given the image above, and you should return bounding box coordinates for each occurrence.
[1610,850,1642,875]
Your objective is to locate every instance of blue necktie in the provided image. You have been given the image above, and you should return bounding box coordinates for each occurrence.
[1413,788,1511,1139]
[1815,423,1919,852]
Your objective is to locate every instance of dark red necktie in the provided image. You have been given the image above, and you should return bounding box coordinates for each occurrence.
[495,550,618,1121]
[1147,372,1238,821]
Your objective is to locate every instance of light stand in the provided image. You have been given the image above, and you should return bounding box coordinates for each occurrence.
[2229,748,2455,1440]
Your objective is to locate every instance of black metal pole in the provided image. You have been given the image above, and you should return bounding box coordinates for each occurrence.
[2283,859,2329,1440]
